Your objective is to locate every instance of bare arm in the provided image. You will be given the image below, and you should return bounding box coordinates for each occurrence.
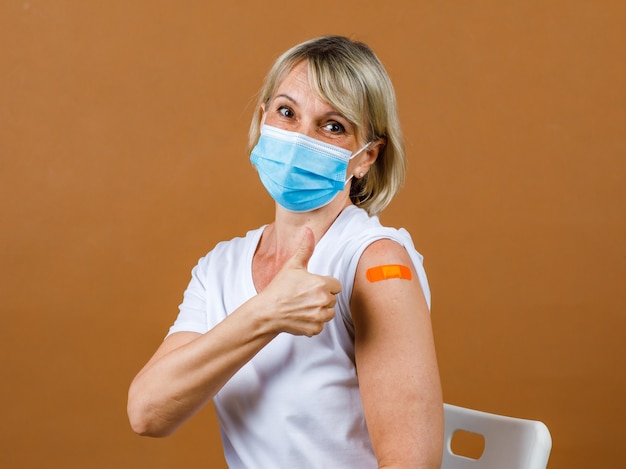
[351,239,443,469]
[127,302,277,437]
[127,228,341,437]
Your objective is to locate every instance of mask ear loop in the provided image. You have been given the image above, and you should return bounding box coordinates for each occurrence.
[349,141,373,161]
[344,141,374,185]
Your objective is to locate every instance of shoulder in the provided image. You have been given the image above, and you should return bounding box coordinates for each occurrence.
[354,238,417,293]
[351,237,430,334]
[358,238,413,268]
[197,226,265,265]
[334,206,420,273]
[339,210,431,309]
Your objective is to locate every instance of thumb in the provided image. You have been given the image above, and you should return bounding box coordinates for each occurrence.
[289,226,315,270]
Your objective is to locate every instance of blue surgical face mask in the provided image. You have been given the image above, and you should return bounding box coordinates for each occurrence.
[250,125,370,212]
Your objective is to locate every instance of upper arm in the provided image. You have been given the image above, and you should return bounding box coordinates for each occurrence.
[350,239,443,468]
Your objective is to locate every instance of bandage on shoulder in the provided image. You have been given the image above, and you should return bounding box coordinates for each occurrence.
[366,264,412,282]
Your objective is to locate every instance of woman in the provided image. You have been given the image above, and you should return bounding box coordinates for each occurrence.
[128,35,443,468]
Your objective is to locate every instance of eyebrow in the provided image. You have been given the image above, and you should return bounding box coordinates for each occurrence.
[273,93,297,104]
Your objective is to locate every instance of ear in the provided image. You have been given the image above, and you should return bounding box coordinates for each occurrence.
[354,137,385,178]
[259,102,266,125]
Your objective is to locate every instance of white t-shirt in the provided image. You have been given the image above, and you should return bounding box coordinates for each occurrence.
[169,205,431,468]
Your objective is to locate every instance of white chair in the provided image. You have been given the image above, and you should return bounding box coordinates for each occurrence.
[442,403,552,469]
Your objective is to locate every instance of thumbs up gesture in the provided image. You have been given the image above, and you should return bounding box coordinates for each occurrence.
[261,227,342,337]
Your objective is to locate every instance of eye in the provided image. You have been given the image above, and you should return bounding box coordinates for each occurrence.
[323,121,345,134]
[277,106,294,119]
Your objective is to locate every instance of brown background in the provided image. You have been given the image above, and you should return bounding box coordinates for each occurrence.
[1,1,624,468]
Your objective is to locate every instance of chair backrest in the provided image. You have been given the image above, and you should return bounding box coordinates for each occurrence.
[442,403,552,469]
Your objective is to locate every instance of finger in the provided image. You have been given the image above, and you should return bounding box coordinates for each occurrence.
[322,275,342,295]
[322,305,336,323]
[287,226,315,270]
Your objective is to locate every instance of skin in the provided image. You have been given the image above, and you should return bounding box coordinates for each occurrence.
[127,60,443,468]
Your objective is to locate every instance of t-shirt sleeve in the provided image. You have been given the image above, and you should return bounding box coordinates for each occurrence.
[166,255,210,337]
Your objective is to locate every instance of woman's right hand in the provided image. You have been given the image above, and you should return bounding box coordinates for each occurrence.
[258,227,342,337]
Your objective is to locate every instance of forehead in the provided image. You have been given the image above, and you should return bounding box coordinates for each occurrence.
[282,60,308,84]
[274,62,315,98]
[273,61,337,110]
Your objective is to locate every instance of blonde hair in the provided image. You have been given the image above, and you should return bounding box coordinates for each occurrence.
[248,36,406,216]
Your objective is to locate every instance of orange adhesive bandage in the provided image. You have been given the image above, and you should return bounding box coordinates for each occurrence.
[366,264,412,282]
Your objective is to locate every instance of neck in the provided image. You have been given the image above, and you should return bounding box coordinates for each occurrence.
[260,196,352,262]
[251,197,351,292]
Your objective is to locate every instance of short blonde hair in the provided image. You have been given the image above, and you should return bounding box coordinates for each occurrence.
[248,35,406,216]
